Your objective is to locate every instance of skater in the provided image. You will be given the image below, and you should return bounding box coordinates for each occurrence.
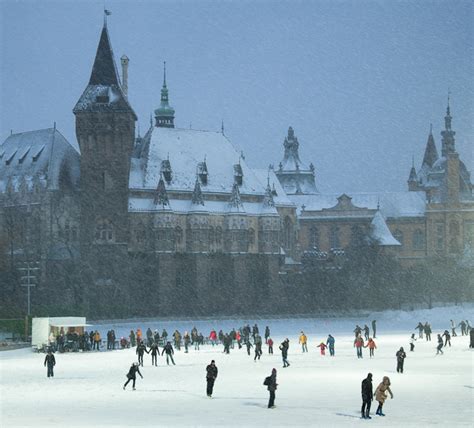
[371,320,377,338]
[136,328,142,344]
[366,338,377,358]
[409,334,416,352]
[459,320,467,336]
[354,325,362,337]
[162,329,168,343]
[173,330,181,351]
[279,339,290,367]
[354,335,365,359]
[416,321,424,339]
[245,338,253,356]
[317,341,327,355]
[206,360,218,397]
[264,368,278,408]
[209,329,217,346]
[436,334,444,355]
[254,339,262,361]
[223,334,231,354]
[396,347,406,373]
[450,320,457,337]
[361,373,373,419]
[93,330,101,351]
[183,331,191,353]
[44,350,56,378]
[326,334,335,356]
[424,322,432,341]
[267,337,274,354]
[123,362,143,390]
[149,342,160,366]
[299,331,308,353]
[252,323,259,342]
[374,376,393,416]
[153,329,160,344]
[146,328,153,347]
[470,327,474,348]
[161,341,176,365]
[363,324,370,341]
[235,330,242,349]
[265,326,270,344]
[442,330,451,347]
[136,342,148,366]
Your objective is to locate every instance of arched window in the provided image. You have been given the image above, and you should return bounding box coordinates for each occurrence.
[95,219,114,242]
[309,226,319,249]
[412,229,424,250]
[393,229,404,246]
[330,225,340,249]
[175,226,183,245]
[248,228,255,246]
[215,227,223,246]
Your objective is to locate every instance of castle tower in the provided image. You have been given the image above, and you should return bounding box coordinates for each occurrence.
[154,62,175,128]
[73,21,137,249]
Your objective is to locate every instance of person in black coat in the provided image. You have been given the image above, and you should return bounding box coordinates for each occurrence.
[149,342,160,366]
[279,339,290,367]
[396,347,407,373]
[264,326,270,344]
[265,368,278,408]
[123,362,143,390]
[436,334,444,355]
[469,328,474,348]
[245,339,253,356]
[44,351,56,378]
[361,373,373,419]
[161,341,176,365]
[371,320,377,338]
[136,342,149,367]
[442,330,451,347]
[206,360,218,397]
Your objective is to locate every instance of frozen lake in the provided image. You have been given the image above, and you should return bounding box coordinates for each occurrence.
[1,306,472,427]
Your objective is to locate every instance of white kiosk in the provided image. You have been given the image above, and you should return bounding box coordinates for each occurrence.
[31,317,90,349]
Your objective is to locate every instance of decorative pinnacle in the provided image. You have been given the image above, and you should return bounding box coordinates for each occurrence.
[429,123,433,135]
[447,89,451,115]
[163,61,167,88]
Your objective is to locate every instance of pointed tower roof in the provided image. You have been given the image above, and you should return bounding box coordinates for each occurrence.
[441,94,456,156]
[228,182,245,213]
[262,175,275,208]
[191,177,205,206]
[369,210,401,246]
[408,159,418,183]
[154,174,170,208]
[155,61,175,128]
[89,24,120,86]
[421,125,438,168]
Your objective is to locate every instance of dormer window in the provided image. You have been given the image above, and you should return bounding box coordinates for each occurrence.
[161,159,172,184]
[96,95,109,103]
[6,150,17,166]
[18,147,31,164]
[32,145,45,162]
[198,161,208,185]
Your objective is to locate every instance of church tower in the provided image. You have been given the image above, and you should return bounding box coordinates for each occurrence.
[154,62,175,128]
[73,20,137,250]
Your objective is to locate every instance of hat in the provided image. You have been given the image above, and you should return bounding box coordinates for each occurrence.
[211,360,215,363]
[272,368,277,373]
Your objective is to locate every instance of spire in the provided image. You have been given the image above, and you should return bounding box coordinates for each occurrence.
[228,182,244,212]
[441,94,456,156]
[191,177,205,206]
[154,174,169,207]
[89,23,120,86]
[422,124,438,168]
[263,175,275,207]
[154,61,175,128]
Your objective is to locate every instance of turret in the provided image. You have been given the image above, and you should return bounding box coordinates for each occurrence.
[154,62,175,128]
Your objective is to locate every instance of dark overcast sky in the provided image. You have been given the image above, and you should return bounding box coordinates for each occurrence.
[1,0,472,194]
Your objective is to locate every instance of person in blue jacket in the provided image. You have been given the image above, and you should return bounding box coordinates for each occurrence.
[326,334,335,356]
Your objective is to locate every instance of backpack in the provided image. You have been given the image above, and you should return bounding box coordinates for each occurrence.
[263,376,271,386]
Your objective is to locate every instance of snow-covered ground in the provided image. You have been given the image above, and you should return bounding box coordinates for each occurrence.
[1,305,473,427]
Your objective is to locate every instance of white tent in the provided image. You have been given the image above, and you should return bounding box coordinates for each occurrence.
[31,317,90,348]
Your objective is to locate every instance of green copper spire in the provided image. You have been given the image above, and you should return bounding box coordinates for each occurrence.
[154,61,175,128]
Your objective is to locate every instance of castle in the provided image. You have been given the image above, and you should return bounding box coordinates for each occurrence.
[1,21,472,316]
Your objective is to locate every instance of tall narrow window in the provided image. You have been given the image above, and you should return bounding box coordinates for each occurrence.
[412,229,424,250]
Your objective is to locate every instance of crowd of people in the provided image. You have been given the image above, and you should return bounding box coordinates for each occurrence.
[43,316,473,415]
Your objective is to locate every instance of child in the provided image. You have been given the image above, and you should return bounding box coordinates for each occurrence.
[317,342,327,355]
[409,334,416,352]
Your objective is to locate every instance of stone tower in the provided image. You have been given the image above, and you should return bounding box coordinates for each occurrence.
[73,22,137,251]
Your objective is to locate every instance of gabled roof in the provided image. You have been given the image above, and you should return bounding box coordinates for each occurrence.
[0,128,80,193]
[421,131,438,168]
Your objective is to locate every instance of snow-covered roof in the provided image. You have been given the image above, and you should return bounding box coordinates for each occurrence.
[0,128,80,193]
[129,127,266,195]
[129,197,278,215]
[290,192,426,218]
[252,169,294,207]
[369,210,401,246]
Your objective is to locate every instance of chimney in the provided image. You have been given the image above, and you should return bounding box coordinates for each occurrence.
[120,55,129,98]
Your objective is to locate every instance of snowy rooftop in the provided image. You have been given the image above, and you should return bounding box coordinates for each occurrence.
[289,192,427,218]
[252,169,294,207]
[129,127,266,196]
[369,210,401,246]
[0,128,80,192]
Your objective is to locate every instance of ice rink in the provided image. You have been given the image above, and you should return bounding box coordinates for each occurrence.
[1,306,473,427]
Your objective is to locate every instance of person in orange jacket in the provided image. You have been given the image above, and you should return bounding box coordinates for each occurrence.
[366,338,377,358]
[317,342,327,356]
[93,330,101,351]
[136,328,142,344]
[299,331,308,353]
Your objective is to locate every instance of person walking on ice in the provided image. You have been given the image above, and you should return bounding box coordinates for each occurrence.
[396,347,406,373]
[326,334,335,356]
[161,341,176,365]
[450,320,457,337]
[136,342,148,367]
[44,350,56,378]
[267,337,274,354]
[409,334,416,352]
[374,376,393,416]
[279,339,290,367]
[149,342,160,366]
[123,362,143,390]
[366,338,377,358]
[436,334,444,355]
[206,360,218,397]
[354,335,365,359]
[361,373,373,419]
[264,368,278,408]
[317,341,327,355]
[442,330,451,347]
[299,331,308,353]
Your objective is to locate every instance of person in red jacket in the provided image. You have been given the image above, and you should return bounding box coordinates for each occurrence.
[317,342,327,355]
[235,331,242,349]
[366,338,377,358]
[267,337,274,354]
[354,335,365,358]
[209,330,217,347]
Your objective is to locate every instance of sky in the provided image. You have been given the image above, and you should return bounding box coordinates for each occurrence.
[0,0,472,194]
